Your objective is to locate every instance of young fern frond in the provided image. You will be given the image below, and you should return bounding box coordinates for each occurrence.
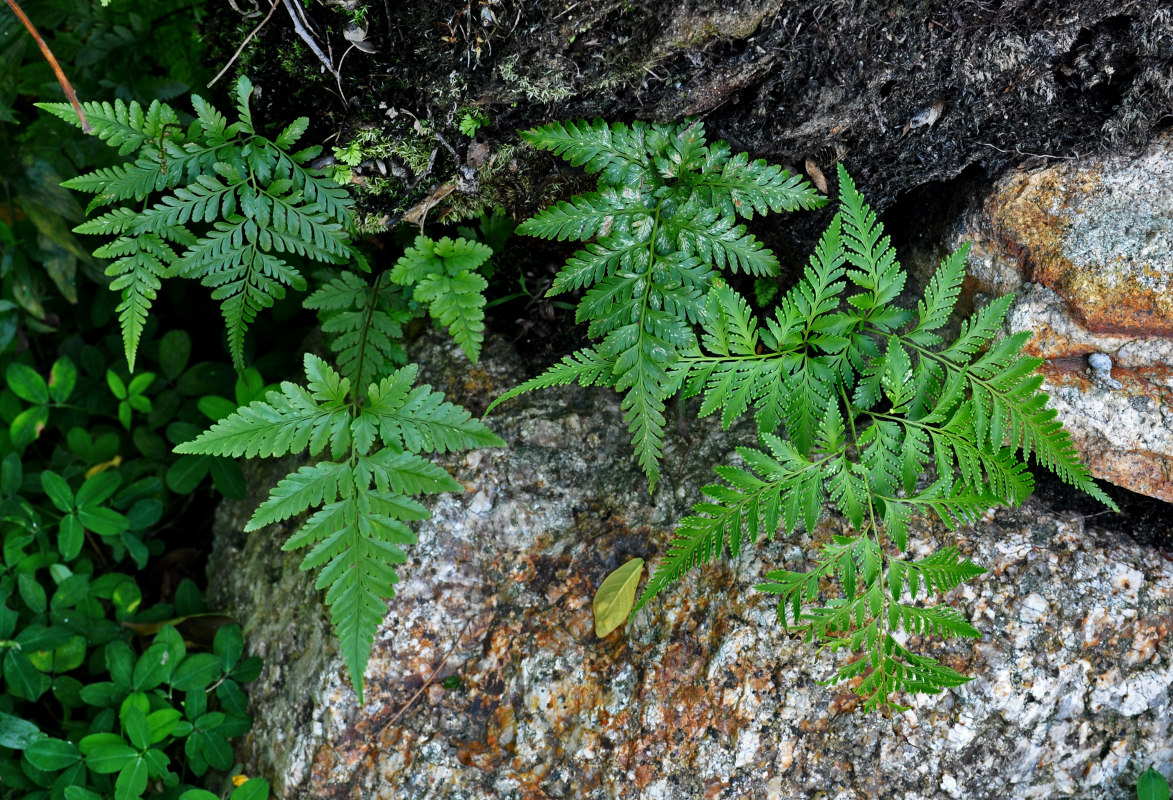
[43,76,354,371]
[390,236,492,364]
[628,160,1115,710]
[491,118,825,490]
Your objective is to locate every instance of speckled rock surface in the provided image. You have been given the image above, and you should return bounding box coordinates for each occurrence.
[209,333,1173,800]
[955,134,1173,501]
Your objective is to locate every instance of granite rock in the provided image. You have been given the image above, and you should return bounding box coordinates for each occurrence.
[955,134,1173,501]
[208,334,1173,800]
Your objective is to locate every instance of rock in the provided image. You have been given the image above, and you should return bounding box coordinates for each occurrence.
[237,0,1173,240]
[954,133,1173,501]
[209,333,1173,800]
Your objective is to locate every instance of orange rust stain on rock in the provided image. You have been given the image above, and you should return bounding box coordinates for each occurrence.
[1085,450,1173,503]
[987,166,1173,337]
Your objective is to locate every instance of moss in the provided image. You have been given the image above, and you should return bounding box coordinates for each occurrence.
[497,56,575,104]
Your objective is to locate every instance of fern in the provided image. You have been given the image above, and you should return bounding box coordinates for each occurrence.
[628,162,1116,710]
[41,76,354,370]
[176,354,503,701]
[389,236,492,364]
[487,119,825,490]
[304,269,410,390]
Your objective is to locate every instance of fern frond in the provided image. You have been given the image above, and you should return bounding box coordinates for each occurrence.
[887,546,987,602]
[550,235,649,294]
[279,484,421,703]
[38,98,166,155]
[635,433,823,613]
[517,188,645,241]
[484,348,616,415]
[364,365,503,454]
[391,236,491,363]
[908,244,968,345]
[306,272,409,389]
[666,204,779,276]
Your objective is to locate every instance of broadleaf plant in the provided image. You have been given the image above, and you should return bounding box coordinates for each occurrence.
[491,130,1115,711]
[485,118,826,489]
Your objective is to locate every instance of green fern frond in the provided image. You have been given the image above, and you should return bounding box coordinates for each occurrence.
[174,354,352,459]
[495,118,821,489]
[179,353,500,701]
[390,236,492,363]
[305,271,409,389]
[517,189,644,241]
[55,75,354,370]
[908,244,968,345]
[521,119,650,185]
[364,365,504,454]
[483,348,616,416]
[686,150,829,219]
[635,434,824,613]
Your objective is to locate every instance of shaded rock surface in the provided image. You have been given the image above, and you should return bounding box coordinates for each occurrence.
[954,134,1173,501]
[209,333,1173,800]
[227,0,1173,241]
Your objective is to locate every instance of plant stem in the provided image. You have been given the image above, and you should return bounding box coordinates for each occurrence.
[4,0,91,133]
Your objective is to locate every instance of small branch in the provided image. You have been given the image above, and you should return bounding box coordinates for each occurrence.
[209,0,282,88]
[4,0,91,132]
[280,0,341,83]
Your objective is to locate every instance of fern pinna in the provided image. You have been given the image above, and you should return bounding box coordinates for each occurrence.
[629,164,1115,710]
[485,119,826,489]
[39,76,353,371]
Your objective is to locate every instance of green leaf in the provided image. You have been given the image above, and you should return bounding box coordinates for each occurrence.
[209,457,247,499]
[593,558,644,637]
[1139,768,1171,800]
[121,705,151,751]
[41,471,75,513]
[107,370,128,400]
[166,455,210,493]
[48,358,78,403]
[24,737,82,770]
[0,711,42,749]
[85,741,137,773]
[214,625,244,671]
[7,363,49,405]
[114,756,148,800]
[77,471,121,508]
[10,405,49,447]
[132,644,172,691]
[159,330,192,380]
[170,653,221,692]
[231,777,271,800]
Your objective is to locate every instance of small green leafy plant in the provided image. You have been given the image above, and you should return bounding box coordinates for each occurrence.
[493,120,1114,711]
[0,342,264,798]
